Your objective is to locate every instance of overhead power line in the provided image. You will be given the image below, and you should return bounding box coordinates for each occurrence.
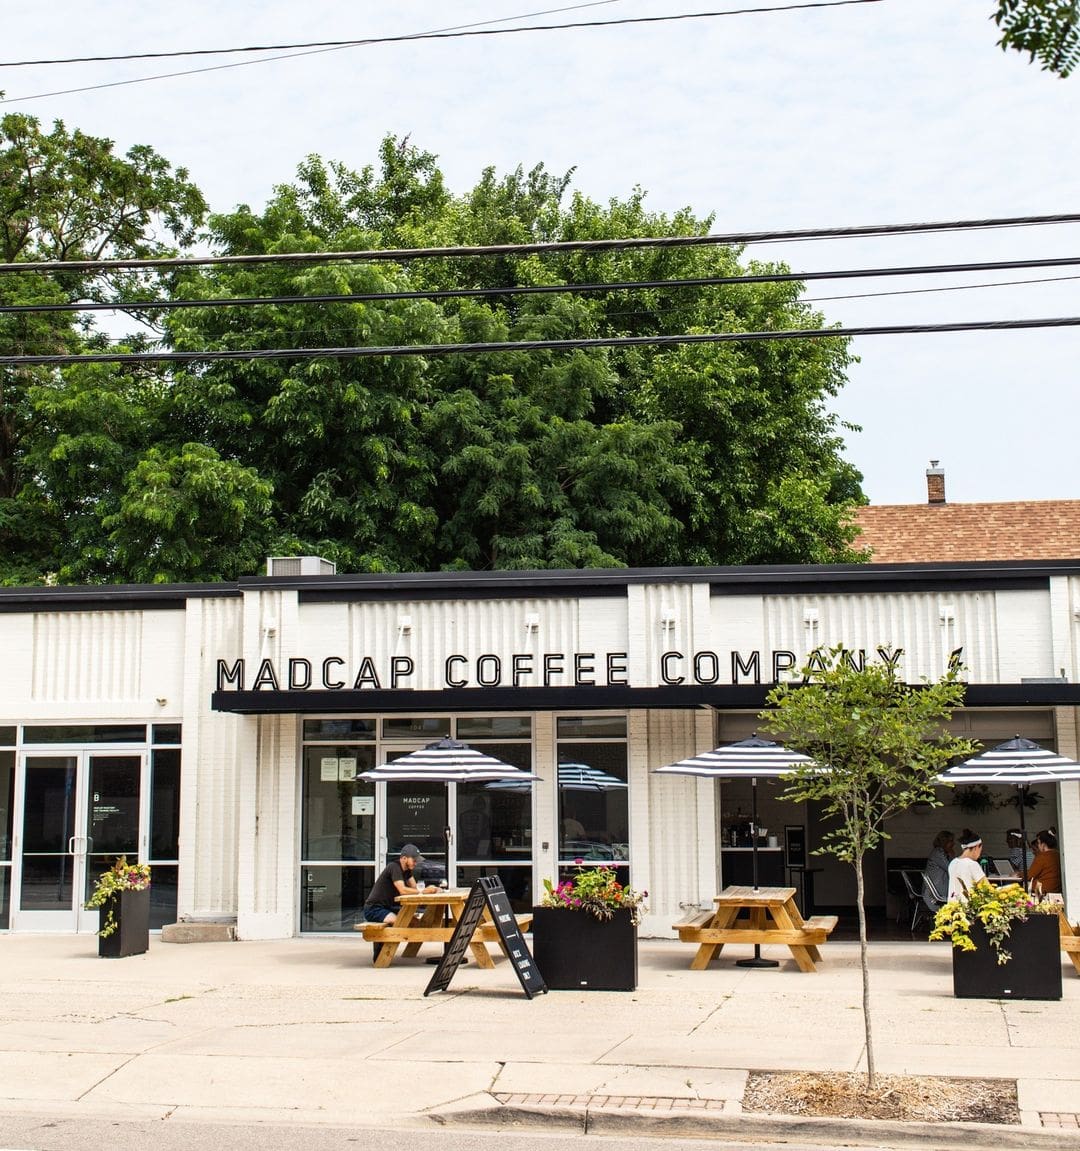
[4,212,1080,276]
[3,254,1080,316]
[3,316,1079,368]
[802,272,1080,304]
[0,2,883,68]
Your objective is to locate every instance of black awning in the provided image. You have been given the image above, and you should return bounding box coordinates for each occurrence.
[210,681,1080,714]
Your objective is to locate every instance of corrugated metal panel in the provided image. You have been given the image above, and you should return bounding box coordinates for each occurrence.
[764,591,1000,682]
[644,708,714,928]
[186,596,245,917]
[31,611,143,701]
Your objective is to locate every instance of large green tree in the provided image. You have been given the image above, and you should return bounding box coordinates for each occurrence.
[994,1,1080,77]
[164,137,865,575]
[0,112,215,583]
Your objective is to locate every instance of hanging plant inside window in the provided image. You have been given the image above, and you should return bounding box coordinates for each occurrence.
[1000,789,1043,810]
[951,784,996,814]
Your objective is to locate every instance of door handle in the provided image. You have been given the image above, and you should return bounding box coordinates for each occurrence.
[68,836,77,855]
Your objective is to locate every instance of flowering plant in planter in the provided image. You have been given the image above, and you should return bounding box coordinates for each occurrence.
[541,861,647,926]
[930,879,1057,965]
[85,856,152,937]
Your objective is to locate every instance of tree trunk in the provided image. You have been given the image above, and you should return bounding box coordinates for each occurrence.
[856,854,875,1086]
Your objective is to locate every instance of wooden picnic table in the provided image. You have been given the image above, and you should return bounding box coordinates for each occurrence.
[357,888,531,969]
[673,884,838,973]
[1056,906,1080,975]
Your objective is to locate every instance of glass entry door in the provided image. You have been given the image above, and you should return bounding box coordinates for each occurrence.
[384,777,450,883]
[13,752,144,932]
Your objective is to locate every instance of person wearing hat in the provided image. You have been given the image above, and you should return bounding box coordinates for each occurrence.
[947,829,986,901]
[363,844,436,926]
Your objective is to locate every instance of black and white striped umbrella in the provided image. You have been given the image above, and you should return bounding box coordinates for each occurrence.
[938,735,1080,886]
[654,735,818,780]
[655,735,821,881]
[938,736,1080,785]
[358,738,541,784]
[655,734,823,967]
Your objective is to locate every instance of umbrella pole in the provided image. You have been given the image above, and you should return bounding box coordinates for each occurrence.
[735,777,779,969]
[1018,785,1029,890]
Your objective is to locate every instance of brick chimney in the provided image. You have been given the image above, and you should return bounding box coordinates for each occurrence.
[926,460,945,505]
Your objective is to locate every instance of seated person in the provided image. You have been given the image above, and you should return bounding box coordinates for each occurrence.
[923,829,954,908]
[1027,828,1062,895]
[947,830,986,901]
[1006,828,1034,874]
[362,844,435,925]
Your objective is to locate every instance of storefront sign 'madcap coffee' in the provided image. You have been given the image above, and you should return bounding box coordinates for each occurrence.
[216,644,937,694]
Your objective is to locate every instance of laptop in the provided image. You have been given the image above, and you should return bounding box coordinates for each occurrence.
[991,858,1016,877]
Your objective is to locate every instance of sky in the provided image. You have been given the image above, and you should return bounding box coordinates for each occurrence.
[3,0,1079,506]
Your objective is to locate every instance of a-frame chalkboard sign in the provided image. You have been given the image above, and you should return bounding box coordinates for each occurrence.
[424,876,546,999]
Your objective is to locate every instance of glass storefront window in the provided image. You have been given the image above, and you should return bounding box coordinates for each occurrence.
[556,716,627,740]
[458,865,532,913]
[22,724,146,744]
[149,864,178,930]
[0,749,10,930]
[457,741,533,863]
[556,720,629,875]
[299,715,536,932]
[0,727,15,746]
[150,749,181,859]
[456,716,532,740]
[381,717,451,741]
[301,865,374,932]
[301,746,377,862]
[0,750,12,862]
[303,718,376,740]
[151,724,181,745]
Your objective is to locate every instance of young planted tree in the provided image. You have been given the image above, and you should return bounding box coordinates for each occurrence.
[760,646,975,1086]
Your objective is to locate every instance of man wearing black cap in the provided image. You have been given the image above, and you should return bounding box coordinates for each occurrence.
[363,844,436,926]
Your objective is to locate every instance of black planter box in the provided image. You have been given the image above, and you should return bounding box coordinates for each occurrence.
[98,889,151,958]
[531,906,637,991]
[952,914,1061,1000]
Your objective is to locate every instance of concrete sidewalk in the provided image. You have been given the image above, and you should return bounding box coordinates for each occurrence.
[0,933,1078,1148]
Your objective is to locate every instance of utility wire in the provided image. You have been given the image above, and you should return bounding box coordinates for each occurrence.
[0,2,883,104]
[3,254,1080,316]
[803,272,1080,304]
[0,2,881,67]
[5,212,1080,276]
[4,317,1079,368]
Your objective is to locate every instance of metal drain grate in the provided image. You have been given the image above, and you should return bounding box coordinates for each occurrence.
[1040,1112,1080,1128]
[492,1092,730,1111]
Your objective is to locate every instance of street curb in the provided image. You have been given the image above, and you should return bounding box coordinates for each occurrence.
[429,1098,1080,1149]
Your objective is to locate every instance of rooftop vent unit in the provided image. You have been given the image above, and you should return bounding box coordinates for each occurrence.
[266,556,336,577]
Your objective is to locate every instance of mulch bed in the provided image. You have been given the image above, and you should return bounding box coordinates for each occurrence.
[744,1071,1020,1124]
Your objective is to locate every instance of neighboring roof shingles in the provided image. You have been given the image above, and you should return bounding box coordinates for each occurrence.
[853,500,1080,563]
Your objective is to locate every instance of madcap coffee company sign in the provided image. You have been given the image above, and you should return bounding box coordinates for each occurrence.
[216,644,927,694]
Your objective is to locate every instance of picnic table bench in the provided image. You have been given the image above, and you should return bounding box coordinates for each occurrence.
[356,888,532,968]
[673,885,838,972]
[1057,907,1080,975]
